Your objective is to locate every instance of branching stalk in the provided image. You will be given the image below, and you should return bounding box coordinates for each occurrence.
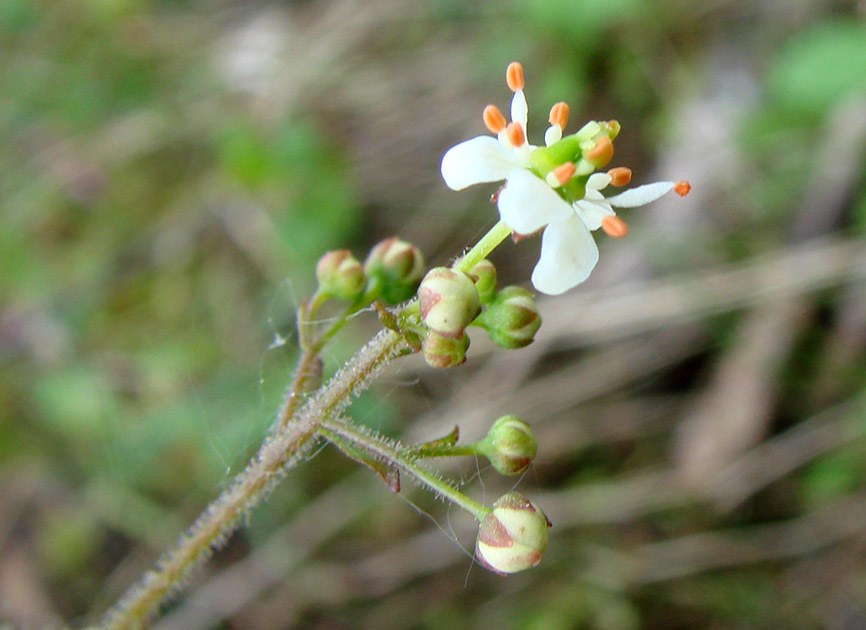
[101,330,407,630]
[319,417,489,522]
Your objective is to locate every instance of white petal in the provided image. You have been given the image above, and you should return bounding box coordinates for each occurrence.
[573,199,614,231]
[531,216,600,295]
[498,169,572,234]
[511,89,528,130]
[586,172,611,191]
[440,136,523,190]
[544,124,562,147]
[604,181,674,208]
[583,188,605,201]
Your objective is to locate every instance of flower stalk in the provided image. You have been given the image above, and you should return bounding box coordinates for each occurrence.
[454,220,513,275]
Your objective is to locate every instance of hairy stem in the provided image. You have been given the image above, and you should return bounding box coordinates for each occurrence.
[319,417,489,521]
[101,329,407,630]
[454,220,512,274]
[277,302,356,431]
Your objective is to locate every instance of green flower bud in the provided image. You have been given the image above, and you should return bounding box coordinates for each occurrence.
[364,237,425,304]
[422,330,469,369]
[474,286,541,349]
[475,492,550,575]
[315,250,366,300]
[477,415,537,476]
[468,259,497,304]
[418,267,481,338]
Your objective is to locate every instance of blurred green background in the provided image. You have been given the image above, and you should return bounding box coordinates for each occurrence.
[2,0,866,628]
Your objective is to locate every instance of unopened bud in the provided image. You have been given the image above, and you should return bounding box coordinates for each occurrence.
[468,259,497,304]
[477,415,537,476]
[474,286,541,349]
[422,331,470,369]
[475,492,550,575]
[364,238,425,304]
[316,250,366,300]
[418,268,481,338]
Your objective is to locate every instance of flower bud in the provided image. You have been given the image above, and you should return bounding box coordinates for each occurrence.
[422,330,469,369]
[477,415,537,476]
[315,250,366,300]
[474,286,541,349]
[364,237,425,304]
[475,492,550,575]
[418,267,481,338]
[468,259,497,304]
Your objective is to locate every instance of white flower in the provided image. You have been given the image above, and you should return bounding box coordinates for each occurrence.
[441,62,690,295]
[502,171,682,294]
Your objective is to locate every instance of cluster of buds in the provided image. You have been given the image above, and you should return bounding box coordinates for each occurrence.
[475,492,551,575]
[415,258,542,368]
[315,237,424,306]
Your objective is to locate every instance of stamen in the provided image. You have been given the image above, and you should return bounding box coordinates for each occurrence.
[604,120,621,139]
[483,105,507,133]
[506,62,525,92]
[548,102,569,129]
[674,180,692,197]
[505,122,525,147]
[551,162,576,186]
[607,167,632,187]
[585,136,613,167]
[601,215,628,238]
[544,124,562,147]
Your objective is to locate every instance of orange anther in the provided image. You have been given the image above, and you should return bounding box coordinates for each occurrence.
[601,215,628,238]
[548,102,569,128]
[607,167,632,187]
[674,180,691,197]
[506,62,525,92]
[585,136,614,167]
[551,161,576,185]
[505,122,525,147]
[483,105,507,133]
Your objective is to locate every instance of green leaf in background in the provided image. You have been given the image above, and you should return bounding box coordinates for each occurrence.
[217,118,360,266]
[768,20,866,117]
[801,446,865,508]
[0,0,37,32]
[522,0,642,43]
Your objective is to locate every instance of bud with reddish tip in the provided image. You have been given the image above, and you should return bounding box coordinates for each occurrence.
[418,267,481,338]
[422,331,469,369]
[364,238,425,304]
[476,415,537,476]
[316,250,366,300]
[474,286,541,349]
[468,259,497,304]
[475,492,550,575]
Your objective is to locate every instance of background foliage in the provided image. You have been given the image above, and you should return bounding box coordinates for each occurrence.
[2,0,866,628]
